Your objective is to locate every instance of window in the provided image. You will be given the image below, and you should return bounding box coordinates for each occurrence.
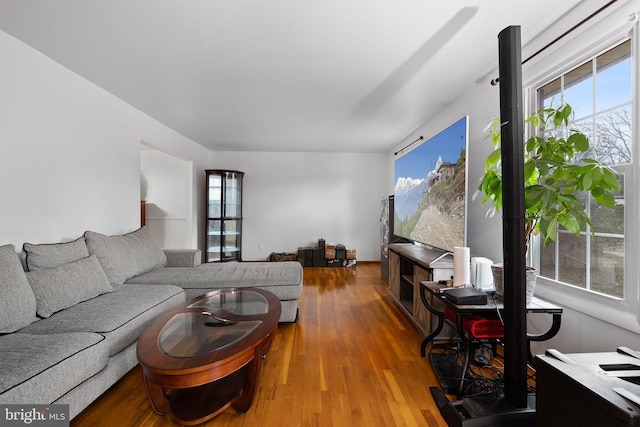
[535,39,631,300]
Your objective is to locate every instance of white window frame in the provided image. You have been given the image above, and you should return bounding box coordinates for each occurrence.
[523,14,640,333]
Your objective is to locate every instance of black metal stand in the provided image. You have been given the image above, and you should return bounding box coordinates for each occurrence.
[430,387,535,427]
[431,25,533,427]
[497,25,528,410]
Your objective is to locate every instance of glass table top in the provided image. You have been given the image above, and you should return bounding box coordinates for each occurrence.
[158,289,270,358]
[159,313,261,358]
[187,289,269,316]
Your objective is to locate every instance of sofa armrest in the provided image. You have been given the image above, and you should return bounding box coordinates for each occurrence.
[163,249,202,267]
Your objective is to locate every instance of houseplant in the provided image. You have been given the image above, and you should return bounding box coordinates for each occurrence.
[474,103,621,299]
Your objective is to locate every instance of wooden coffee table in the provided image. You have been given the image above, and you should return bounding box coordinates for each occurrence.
[136,288,281,425]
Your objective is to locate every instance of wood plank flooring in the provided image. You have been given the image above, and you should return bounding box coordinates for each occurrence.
[71,264,448,427]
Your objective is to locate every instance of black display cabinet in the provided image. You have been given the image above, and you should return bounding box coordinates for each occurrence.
[205,170,244,262]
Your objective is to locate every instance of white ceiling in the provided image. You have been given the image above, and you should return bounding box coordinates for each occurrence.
[0,0,588,152]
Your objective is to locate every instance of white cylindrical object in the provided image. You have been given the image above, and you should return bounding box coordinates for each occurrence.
[453,246,471,286]
[471,257,494,290]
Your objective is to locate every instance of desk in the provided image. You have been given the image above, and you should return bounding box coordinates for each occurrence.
[419,281,562,369]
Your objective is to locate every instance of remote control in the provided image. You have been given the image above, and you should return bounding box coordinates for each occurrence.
[617,346,640,360]
[545,348,576,364]
[202,312,237,327]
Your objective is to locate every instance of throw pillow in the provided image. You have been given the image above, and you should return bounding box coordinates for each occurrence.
[84,227,167,285]
[0,244,38,332]
[26,254,114,318]
[23,237,90,271]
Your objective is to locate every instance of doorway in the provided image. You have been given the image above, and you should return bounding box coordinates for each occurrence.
[140,142,193,249]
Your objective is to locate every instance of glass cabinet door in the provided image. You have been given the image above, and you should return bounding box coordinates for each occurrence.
[208,175,222,218]
[225,175,241,218]
[206,170,244,262]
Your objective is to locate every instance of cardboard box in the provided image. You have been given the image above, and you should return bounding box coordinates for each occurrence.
[325,245,336,259]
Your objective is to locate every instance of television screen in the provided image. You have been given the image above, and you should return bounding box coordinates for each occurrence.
[393,116,468,252]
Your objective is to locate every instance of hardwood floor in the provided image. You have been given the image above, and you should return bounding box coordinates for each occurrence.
[71,264,448,427]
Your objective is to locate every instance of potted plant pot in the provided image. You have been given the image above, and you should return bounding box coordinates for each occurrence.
[491,263,538,305]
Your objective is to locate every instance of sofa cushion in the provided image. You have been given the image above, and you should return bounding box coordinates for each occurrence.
[164,249,202,267]
[128,262,303,301]
[19,284,185,356]
[23,237,90,271]
[26,255,114,318]
[0,332,108,404]
[0,244,37,333]
[84,227,167,285]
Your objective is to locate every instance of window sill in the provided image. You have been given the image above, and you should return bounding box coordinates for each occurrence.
[535,276,640,335]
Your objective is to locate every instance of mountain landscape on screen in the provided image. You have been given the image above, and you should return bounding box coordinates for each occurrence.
[393,117,468,252]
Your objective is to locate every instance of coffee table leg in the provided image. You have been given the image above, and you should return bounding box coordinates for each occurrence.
[143,375,169,415]
[232,354,261,413]
[232,334,275,414]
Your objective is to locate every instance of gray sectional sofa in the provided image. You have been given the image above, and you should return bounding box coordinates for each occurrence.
[0,227,303,419]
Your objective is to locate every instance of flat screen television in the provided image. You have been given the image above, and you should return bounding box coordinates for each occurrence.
[393,116,468,253]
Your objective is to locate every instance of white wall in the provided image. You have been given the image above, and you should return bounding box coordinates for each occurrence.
[211,152,389,261]
[0,30,210,250]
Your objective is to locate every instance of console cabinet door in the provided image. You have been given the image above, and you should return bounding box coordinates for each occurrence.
[413,266,432,333]
[389,251,400,300]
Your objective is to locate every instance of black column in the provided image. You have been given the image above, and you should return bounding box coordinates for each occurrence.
[497,25,528,408]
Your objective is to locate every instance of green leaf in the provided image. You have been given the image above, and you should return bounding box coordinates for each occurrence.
[557,212,580,235]
[602,191,616,209]
[602,169,622,191]
[492,130,501,145]
[485,148,502,169]
[553,111,563,128]
[526,135,543,152]
[523,161,536,181]
[583,167,603,190]
[568,132,589,152]
[542,217,558,244]
[591,186,604,198]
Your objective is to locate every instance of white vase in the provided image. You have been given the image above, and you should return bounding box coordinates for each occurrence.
[491,263,537,304]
